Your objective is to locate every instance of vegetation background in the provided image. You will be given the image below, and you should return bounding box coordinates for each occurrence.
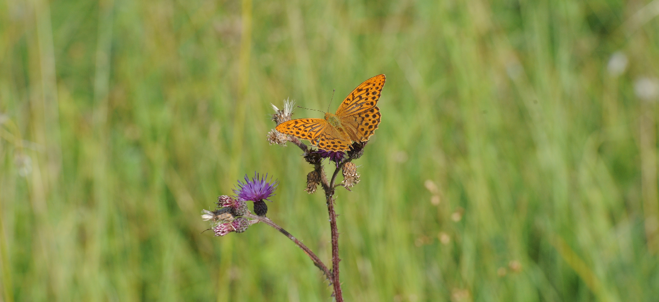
[1,0,659,301]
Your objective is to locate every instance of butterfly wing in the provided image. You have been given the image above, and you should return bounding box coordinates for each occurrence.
[276,118,328,142]
[312,125,352,152]
[335,74,385,142]
[340,107,382,142]
[335,74,386,117]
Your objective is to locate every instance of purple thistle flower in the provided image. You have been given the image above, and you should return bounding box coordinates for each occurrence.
[316,150,345,167]
[234,173,279,203]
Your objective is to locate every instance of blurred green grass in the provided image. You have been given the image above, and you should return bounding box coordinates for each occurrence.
[2,0,659,301]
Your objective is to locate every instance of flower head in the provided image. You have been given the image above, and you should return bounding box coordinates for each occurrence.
[316,150,345,167]
[234,173,279,203]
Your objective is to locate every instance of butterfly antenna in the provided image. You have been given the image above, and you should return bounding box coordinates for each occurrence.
[327,89,335,113]
[297,106,324,113]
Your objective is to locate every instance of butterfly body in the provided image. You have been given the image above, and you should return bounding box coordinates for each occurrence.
[276,74,385,152]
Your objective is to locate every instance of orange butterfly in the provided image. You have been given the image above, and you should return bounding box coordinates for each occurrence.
[275,74,385,152]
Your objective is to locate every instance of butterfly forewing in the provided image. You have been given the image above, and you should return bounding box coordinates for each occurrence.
[335,74,386,117]
[275,118,328,141]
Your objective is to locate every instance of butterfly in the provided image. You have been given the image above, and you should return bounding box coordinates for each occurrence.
[275,74,385,152]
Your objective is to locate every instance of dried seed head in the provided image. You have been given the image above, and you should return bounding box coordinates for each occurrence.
[341,162,360,188]
[305,170,321,194]
[272,99,295,125]
[267,129,290,146]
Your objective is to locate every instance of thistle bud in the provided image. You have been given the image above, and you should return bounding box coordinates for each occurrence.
[217,195,235,208]
[232,217,250,233]
[232,199,249,216]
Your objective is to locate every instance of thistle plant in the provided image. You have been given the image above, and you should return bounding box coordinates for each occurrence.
[203,74,384,301]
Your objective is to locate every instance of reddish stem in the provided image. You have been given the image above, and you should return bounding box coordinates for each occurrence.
[325,191,343,301]
[283,133,349,301]
[247,214,331,280]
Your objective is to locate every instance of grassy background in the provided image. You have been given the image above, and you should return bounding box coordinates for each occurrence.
[2,0,659,301]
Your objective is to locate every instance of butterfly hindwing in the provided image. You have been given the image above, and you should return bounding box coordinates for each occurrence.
[312,125,352,152]
[344,106,381,142]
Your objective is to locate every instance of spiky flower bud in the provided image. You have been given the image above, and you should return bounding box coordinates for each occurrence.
[213,222,233,237]
[341,162,360,188]
[232,217,250,233]
[217,195,235,208]
[232,199,248,216]
[305,170,321,194]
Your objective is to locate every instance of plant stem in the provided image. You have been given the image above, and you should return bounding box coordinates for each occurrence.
[247,214,331,280]
[324,188,343,301]
[286,135,350,301]
[323,160,351,302]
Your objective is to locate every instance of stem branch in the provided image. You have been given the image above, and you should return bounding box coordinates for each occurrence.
[247,214,331,280]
